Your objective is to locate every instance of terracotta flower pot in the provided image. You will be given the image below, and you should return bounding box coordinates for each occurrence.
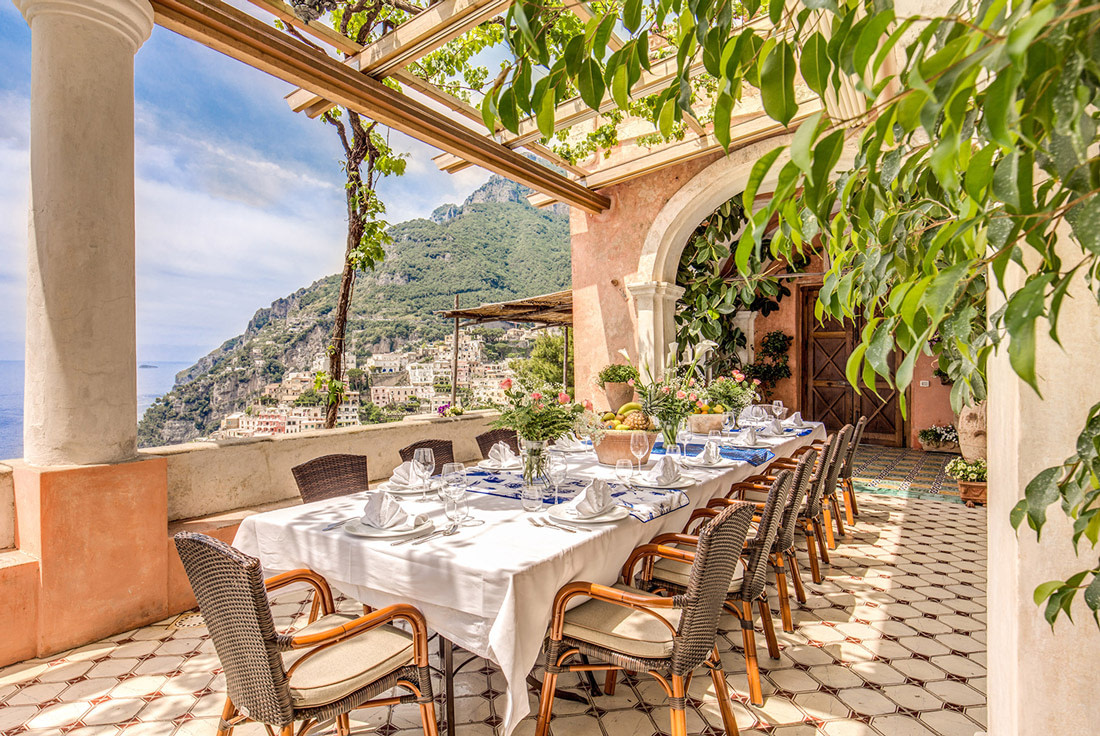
[957,401,987,461]
[958,480,987,508]
[920,439,960,453]
[593,431,657,466]
[603,382,636,414]
[688,413,726,434]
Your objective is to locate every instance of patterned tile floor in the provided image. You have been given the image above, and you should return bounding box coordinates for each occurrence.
[852,447,962,504]
[0,489,987,736]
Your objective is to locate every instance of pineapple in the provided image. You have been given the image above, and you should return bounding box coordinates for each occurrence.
[625,410,651,430]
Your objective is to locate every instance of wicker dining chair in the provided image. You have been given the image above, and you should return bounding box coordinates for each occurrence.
[535,502,755,736]
[291,454,369,504]
[820,424,854,547]
[637,471,794,706]
[173,532,439,736]
[715,450,817,632]
[475,429,519,458]
[837,415,868,524]
[398,439,455,468]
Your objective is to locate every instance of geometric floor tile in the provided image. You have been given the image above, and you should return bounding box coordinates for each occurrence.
[0,494,988,736]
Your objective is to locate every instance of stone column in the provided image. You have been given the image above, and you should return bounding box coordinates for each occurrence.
[627,281,685,378]
[987,245,1100,733]
[17,0,154,465]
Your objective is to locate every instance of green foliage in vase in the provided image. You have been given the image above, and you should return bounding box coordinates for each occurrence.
[482,0,1100,627]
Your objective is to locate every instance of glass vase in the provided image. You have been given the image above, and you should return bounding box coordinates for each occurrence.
[659,418,682,452]
[520,439,549,487]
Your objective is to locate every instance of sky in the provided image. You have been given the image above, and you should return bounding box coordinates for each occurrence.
[0,4,494,363]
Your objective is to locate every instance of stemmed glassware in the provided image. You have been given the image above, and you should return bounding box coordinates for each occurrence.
[441,462,468,524]
[615,459,634,487]
[772,399,785,419]
[665,443,681,468]
[630,431,649,472]
[413,447,435,501]
[546,454,568,505]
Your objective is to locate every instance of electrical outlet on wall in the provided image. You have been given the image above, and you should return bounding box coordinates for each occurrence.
[919,380,930,387]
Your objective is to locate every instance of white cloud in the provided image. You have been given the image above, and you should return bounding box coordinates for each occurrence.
[0,92,29,358]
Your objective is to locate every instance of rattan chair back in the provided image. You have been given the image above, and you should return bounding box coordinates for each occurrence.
[398,439,455,468]
[668,502,755,676]
[823,424,853,502]
[775,452,816,554]
[802,432,840,520]
[291,454,369,503]
[475,429,520,458]
[737,470,794,602]
[839,415,868,483]
[173,532,293,727]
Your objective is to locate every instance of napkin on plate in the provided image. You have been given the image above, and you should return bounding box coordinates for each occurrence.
[554,434,585,451]
[361,491,426,531]
[699,440,721,465]
[488,442,520,467]
[739,427,758,446]
[645,456,682,485]
[761,418,784,436]
[563,479,615,519]
[390,460,419,487]
[784,411,804,428]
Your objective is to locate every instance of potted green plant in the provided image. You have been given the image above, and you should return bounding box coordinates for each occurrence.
[945,457,987,507]
[918,424,959,452]
[597,363,639,413]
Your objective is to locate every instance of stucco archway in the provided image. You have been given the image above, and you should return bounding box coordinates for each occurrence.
[626,138,857,373]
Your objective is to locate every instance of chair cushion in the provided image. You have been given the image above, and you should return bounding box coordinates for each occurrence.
[283,613,415,708]
[561,583,682,659]
[651,553,745,593]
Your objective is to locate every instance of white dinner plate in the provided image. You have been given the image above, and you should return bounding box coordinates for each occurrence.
[477,460,522,471]
[631,476,698,490]
[342,517,433,539]
[681,457,737,469]
[548,505,630,524]
[378,480,439,496]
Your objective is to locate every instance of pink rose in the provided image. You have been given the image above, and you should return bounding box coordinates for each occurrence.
[661,385,672,394]
[536,402,545,410]
[676,390,687,399]
[689,393,698,402]
[500,378,512,390]
[627,378,635,387]
[687,378,695,387]
[752,378,761,385]
[717,376,727,382]
[696,400,706,409]
[583,399,594,411]
[558,392,570,405]
[531,392,542,401]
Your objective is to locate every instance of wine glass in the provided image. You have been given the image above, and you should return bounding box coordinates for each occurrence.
[665,443,681,468]
[615,459,634,486]
[772,399,785,419]
[442,462,465,501]
[708,429,723,447]
[445,495,470,524]
[546,454,568,505]
[630,431,649,472]
[413,447,435,501]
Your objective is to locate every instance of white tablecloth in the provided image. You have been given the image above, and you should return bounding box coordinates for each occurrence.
[233,423,825,734]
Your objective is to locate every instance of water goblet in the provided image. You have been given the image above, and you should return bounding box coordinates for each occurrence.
[708,429,723,447]
[665,443,681,468]
[546,454,568,505]
[413,447,435,501]
[772,399,785,419]
[615,459,634,487]
[520,482,543,512]
[630,430,649,472]
[445,496,470,524]
[441,462,465,501]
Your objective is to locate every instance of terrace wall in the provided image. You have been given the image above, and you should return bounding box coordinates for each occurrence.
[0,411,497,667]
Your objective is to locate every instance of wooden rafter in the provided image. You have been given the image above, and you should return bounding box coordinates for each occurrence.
[151,0,610,212]
[285,0,510,118]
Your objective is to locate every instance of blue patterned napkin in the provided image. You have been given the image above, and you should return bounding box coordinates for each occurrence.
[652,440,775,467]
[463,469,688,522]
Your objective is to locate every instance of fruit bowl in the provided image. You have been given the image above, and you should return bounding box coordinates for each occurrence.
[593,431,657,466]
[688,413,726,434]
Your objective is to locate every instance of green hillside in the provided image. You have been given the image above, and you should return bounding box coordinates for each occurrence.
[137,177,570,447]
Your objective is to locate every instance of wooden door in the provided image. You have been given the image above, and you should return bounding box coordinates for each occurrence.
[801,288,906,446]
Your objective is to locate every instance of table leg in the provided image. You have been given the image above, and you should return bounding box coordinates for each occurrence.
[440,636,455,736]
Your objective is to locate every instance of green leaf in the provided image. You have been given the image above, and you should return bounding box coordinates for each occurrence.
[800,32,830,97]
[854,10,895,75]
[658,95,677,139]
[1084,575,1100,615]
[577,59,605,110]
[564,33,586,78]
[790,111,821,174]
[743,148,784,211]
[593,13,616,59]
[1034,580,1065,605]
[611,63,630,109]
[760,41,798,126]
[983,68,1020,148]
[714,92,733,151]
[993,150,1021,210]
[536,87,556,139]
[498,88,519,134]
[768,0,784,24]
[1066,195,1100,255]
[623,0,642,33]
[964,144,997,201]
[1024,466,1062,536]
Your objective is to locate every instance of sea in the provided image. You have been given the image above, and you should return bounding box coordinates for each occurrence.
[0,360,190,460]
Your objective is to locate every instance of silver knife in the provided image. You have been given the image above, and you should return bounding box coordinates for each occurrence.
[540,518,579,533]
[391,529,435,546]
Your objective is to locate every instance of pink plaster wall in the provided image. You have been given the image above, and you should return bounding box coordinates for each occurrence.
[571,153,723,404]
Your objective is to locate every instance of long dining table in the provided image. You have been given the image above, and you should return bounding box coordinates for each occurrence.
[233,422,826,735]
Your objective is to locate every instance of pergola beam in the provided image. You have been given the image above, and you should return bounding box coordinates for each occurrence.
[285,0,510,117]
[151,0,610,213]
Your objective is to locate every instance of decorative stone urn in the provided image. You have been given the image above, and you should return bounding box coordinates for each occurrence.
[957,402,987,461]
[603,382,636,414]
[958,480,988,508]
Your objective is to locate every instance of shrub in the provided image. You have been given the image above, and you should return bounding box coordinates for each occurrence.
[597,363,638,387]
